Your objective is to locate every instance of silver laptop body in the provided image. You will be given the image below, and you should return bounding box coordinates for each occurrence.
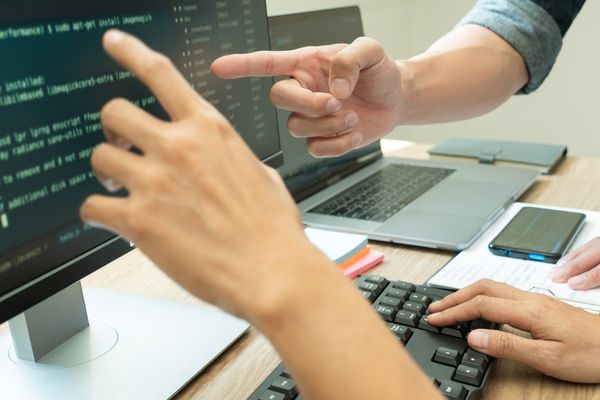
[298,156,537,250]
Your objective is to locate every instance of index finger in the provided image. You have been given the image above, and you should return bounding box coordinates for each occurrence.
[428,279,534,314]
[211,50,302,78]
[103,30,205,120]
[427,296,534,332]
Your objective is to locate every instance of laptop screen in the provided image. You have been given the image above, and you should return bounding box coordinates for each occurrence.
[269,7,383,201]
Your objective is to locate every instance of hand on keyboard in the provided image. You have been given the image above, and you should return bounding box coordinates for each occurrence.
[428,279,600,383]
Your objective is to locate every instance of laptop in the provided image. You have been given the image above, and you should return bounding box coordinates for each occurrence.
[269,7,538,251]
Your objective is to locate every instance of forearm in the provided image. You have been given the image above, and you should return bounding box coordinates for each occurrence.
[396,24,528,125]
[252,246,440,400]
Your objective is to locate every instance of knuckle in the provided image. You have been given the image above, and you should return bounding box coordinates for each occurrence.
[144,169,172,193]
[474,279,495,293]
[126,199,153,235]
[332,53,356,71]
[496,334,515,356]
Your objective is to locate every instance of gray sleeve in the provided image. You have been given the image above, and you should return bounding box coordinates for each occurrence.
[457,0,563,94]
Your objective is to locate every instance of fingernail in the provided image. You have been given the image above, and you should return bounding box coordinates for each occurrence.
[85,220,109,230]
[105,30,124,46]
[101,178,122,192]
[469,331,489,350]
[551,267,568,282]
[345,113,359,128]
[331,79,351,98]
[327,98,343,113]
[351,133,363,149]
[429,301,442,310]
[568,275,586,288]
[428,312,440,319]
[556,259,568,269]
[115,137,132,150]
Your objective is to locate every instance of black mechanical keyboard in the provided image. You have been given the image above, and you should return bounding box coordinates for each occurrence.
[309,164,455,222]
[248,275,499,400]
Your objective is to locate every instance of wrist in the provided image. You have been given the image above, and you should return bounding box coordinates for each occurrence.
[394,59,419,126]
[245,236,344,331]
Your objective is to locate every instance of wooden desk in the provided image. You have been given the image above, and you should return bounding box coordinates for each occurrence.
[3,143,600,399]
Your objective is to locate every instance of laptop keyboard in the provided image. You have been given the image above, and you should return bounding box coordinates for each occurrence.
[309,164,455,222]
[248,275,498,400]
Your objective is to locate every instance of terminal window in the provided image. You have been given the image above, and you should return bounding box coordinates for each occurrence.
[0,0,279,295]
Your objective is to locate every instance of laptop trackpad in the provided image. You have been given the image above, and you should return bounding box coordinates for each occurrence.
[376,210,486,249]
[410,180,514,218]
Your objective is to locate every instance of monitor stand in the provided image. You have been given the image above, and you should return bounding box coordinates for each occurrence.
[0,282,249,400]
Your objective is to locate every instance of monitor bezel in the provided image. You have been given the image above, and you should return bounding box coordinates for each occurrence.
[0,236,131,323]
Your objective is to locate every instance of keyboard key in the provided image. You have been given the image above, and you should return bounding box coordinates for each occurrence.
[441,323,469,339]
[395,310,419,327]
[462,350,490,371]
[418,315,440,333]
[403,301,426,315]
[409,293,432,306]
[433,347,461,367]
[387,323,413,343]
[470,319,496,331]
[280,367,292,379]
[386,288,410,301]
[259,390,286,400]
[439,380,468,400]
[359,290,377,302]
[357,281,380,294]
[375,305,397,322]
[454,364,484,386]
[364,275,389,286]
[391,281,416,292]
[269,377,298,398]
[379,296,404,309]
[414,286,454,298]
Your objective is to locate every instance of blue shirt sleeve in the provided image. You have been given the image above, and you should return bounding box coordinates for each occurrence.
[457,0,585,94]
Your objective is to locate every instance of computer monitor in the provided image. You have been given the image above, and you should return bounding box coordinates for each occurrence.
[0,1,279,398]
[269,7,383,201]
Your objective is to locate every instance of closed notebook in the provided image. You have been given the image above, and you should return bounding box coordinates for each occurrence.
[428,138,567,174]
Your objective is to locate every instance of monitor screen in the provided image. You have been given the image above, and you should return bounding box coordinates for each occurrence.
[0,0,280,306]
[269,7,382,201]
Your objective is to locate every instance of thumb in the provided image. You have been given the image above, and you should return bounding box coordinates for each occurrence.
[329,37,386,99]
[468,330,551,370]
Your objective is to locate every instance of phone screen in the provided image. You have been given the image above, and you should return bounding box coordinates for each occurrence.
[489,207,586,261]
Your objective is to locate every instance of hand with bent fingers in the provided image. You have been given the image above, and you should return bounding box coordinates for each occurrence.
[551,237,600,290]
[80,29,323,320]
[428,280,600,383]
[211,37,404,157]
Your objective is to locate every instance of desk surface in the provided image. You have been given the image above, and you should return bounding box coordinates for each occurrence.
[3,143,600,399]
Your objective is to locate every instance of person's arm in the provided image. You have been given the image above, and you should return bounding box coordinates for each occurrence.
[81,30,441,400]
[212,0,581,157]
[212,26,526,157]
[396,24,528,125]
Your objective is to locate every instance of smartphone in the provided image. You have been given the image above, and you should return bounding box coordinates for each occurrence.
[489,207,586,263]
